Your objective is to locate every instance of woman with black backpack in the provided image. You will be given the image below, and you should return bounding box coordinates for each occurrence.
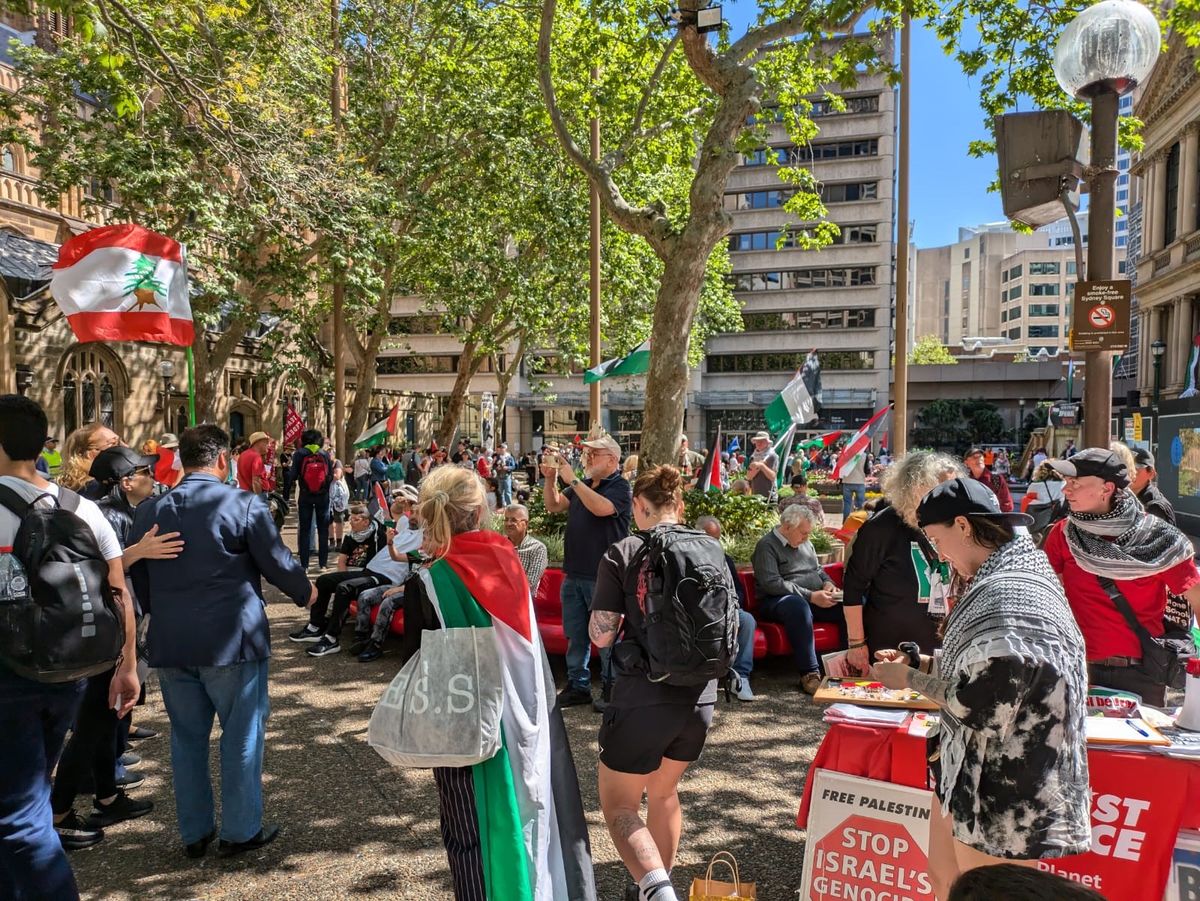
[590,464,731,901]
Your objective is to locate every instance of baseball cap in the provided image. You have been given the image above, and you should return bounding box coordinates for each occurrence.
[44,436,59,444]
[1132,446,1156,470]
[751,431,771,442]
[392,484,419,504]
[916,477,1033,529]
[90,446,158,485]
[248,431,270,446]
[159,432,180,449]
[581,434,621,456]
[963,446,985,459]
[1047,448,1130,488]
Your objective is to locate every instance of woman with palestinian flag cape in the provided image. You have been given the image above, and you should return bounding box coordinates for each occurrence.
[398,466,596,901]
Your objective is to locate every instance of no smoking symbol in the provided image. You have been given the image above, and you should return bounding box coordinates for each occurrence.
[1090,305,1115,329]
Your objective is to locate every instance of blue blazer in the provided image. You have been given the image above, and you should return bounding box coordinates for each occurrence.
[130,472,311,668]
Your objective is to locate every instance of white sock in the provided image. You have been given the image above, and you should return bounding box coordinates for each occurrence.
[639,868,677,901]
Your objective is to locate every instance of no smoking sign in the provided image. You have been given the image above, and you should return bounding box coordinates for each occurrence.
[1071,280,1131,351]
[1089,305,1115,329]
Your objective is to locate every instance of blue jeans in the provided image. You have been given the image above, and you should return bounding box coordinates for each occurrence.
[0,668,84,901]
[298,496,330,568]
[561,576,612,692]
[498,475,513,507]
[842,483,866,519]
[157,658,270,845]
[758,594,846,674]
[734,610,757,680]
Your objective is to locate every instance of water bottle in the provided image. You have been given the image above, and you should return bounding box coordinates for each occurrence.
[0,552,30,605]
[1178,658,1200,732]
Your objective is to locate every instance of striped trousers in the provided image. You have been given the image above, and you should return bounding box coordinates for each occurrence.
[433,766,487,901]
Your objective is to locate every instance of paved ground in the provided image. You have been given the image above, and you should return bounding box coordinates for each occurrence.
[70,592,830,901]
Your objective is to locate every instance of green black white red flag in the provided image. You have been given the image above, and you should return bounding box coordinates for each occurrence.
[354,403,400,450]
[696,424,723,492]
[833,406,892,480]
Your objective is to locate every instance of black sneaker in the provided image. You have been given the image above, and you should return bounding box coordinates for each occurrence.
[357,640,384,662]
[217,824,281,858]
[347,634,372,656]
[556,687,592,708]
[115,771,145,789]
[119,751,141,767]
[185,829,216,859]
[592,682,613,714]
[289,623,324,643]
[306,636,340,657]
[128,726,158,741]
[55,811,104,851]
[85,790,154,827]
[624,882,641,901]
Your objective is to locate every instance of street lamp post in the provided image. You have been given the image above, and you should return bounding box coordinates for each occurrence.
[1052,0,1160,449]
[1017,398,1026,447]
[158,359,175,426]
[15,366,33,396]
[1152,338,1166,405]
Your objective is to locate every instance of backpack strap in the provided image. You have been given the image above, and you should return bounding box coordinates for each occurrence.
[0,482,60,519]
[56,486,81,513]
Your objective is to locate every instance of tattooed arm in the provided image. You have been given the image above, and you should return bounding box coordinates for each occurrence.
[589,611,622,647]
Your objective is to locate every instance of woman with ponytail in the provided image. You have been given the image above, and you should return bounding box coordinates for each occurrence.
[59,422,121,497]
[398,466,596,901]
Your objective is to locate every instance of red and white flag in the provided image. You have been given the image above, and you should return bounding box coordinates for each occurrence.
[833,405,892,480]
[49,224,192,345]
[696,424,723,493]
[284,404,305,448]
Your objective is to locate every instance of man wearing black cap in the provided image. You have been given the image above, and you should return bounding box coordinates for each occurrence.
[1129,447,1175,524]
[1043,448,1200,704]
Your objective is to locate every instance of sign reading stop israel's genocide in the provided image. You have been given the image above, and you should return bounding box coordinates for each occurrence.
[799,771,934,901]
[1070,280,1132,352]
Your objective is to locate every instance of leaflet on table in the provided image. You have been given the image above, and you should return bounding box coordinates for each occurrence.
[907,712,939,738]
[1152,726,1200,758]
[822,703,910,727]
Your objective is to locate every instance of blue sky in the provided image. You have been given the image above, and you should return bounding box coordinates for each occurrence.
[721,4,1005,247]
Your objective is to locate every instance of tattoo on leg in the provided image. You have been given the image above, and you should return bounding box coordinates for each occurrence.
[611,809,660,868]
[589,610,622,644]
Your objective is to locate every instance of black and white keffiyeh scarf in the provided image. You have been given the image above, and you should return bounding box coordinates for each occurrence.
[1065,488,1194,581]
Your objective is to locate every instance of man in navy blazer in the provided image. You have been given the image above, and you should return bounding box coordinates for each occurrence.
[130,424,314,859]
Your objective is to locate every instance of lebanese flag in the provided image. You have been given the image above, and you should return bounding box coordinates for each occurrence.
[833,405,892,480]
[50,224,192,346]
[423,531,596,901]
[696,424,722,492]
[154,447,183,486]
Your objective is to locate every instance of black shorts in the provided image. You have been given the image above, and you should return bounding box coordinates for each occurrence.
[598,703,715,775]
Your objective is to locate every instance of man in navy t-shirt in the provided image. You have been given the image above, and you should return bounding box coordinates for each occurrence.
[541,433,631,712]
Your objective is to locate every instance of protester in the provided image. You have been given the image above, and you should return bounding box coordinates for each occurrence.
[35,435,62,479]
[395,465,596,901]
[329,461,350,546]
[752,503,840,694]
[495,443,516,507]
[235,431,270,494]
[350,504,424,662]
[745,431,778,498]
[1130,446,1173,523]
[405,449,423,488]
[729,478,751,496]
[962,447,1012,513]
[780,472,824,524]
[0,395,138,893]
[947,863,1105,901]
[873,477,1090,897]
[156,433,184,489]
[541,432,632,712]
[1043,448,1200,705]
[279,448,294,500]
[352,450,371,500]
[842,451,961,672]
[838,442,869,519]
[696,515,757,701]
[590,465,727,901]
[676,435,703,476]
[59,422,122,498]
[1063,439,1077,458]
[503,503,548,599]
[129,424,314,859]
[290,429,335,571]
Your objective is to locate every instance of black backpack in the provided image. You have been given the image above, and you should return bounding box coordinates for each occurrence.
[633,527,739,686]
[0,484,124,683]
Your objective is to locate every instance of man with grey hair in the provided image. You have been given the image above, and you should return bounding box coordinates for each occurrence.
[503,503,548,598]
[696,515,758,701]
[752,503,841,695]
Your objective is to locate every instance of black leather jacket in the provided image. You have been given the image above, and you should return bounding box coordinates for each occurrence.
[97,484,136,550]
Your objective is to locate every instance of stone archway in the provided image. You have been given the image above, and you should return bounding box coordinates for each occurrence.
[56,343,129,437]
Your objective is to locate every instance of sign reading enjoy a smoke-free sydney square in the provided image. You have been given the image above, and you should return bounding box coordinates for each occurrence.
[1071,280,1132,352]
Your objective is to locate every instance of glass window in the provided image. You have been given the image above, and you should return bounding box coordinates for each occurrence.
[1067,261,1077,275]
[1009,264,1022,279]
[0,146,15,173]
[1165,141,1180,245]
[1030,283,1060,296]
[1008,284,1023,299]
[1028,325,1060,338]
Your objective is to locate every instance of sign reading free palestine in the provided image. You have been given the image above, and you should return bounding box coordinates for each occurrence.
[799,771,934,901]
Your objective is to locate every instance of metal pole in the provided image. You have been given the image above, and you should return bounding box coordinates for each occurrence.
[185,346,196,425]
[331,0,347,459]
[1154,356,1162,405]
[892,15,911,456]
[588,94,602,429]
[1083,89,1118,449]
[0,287,13,395]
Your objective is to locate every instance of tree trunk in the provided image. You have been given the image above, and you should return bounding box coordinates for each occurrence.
[345,328,387,449]
[188,322,248,424]
[494,332,526,430]
[639,241,712,468]
[434,339,486,448]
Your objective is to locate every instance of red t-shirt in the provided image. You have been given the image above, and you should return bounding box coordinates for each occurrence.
[1043,519,1200,660]
[237,448,265,492]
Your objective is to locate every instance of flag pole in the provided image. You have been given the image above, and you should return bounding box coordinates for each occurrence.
[185,345,196,426]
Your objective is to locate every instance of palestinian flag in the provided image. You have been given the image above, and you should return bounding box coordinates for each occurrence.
[833,405,892,480]
[763,352,820,435]
[696,424,722,492]
[423,531,596,901]
[355,403,400,450]
[49,224,193,346]
[372,481,390,521]
[774,424,798,490]
[583,339,650,384]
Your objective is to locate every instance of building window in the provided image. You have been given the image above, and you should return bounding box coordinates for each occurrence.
[728,224,877,252]
[1029,304,1059,317]
[0,146,15,173]
[723,189,792,211]
[1118,260,1127,274]
[61,346,121,434]
[1067,261,1077,275]
[731,266,875,291]
[743,140,878,166]
[1028,325,1060,338]
[963,247,970,260]
[1029,283,1060,296]
[1008,264,1023,279]
[389,315,445,335]
[1009,307,1022,319]
[707,351,875,373]
[1002,290,1008,302]
[1008,327,1022,340]
[741,309,876,331]
[376,354,504,375]
[1001,309,1007,323]
[818,182,878,204]
[1116,235,1127,248]
[1008,284,1023,300]
[809,94,880,117]
[1165,141,1180,245]
[1029,261,1060,275]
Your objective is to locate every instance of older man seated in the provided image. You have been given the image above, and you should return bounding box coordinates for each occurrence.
[752,503,842,695]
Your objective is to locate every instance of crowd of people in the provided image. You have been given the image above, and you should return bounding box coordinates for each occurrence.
[2,392,1195,901]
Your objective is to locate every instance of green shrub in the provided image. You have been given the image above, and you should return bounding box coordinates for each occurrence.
[682,490,778,538]
[525,487,568,536]
[535,531,565,565]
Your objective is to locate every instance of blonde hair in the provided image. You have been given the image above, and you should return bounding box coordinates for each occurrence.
[418,465,488,558]
[59,423,112,490]
[882,450,963,530]
[1108,441,1137,483]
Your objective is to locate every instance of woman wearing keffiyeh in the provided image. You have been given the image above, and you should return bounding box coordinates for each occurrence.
[1042,447,1200,705]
